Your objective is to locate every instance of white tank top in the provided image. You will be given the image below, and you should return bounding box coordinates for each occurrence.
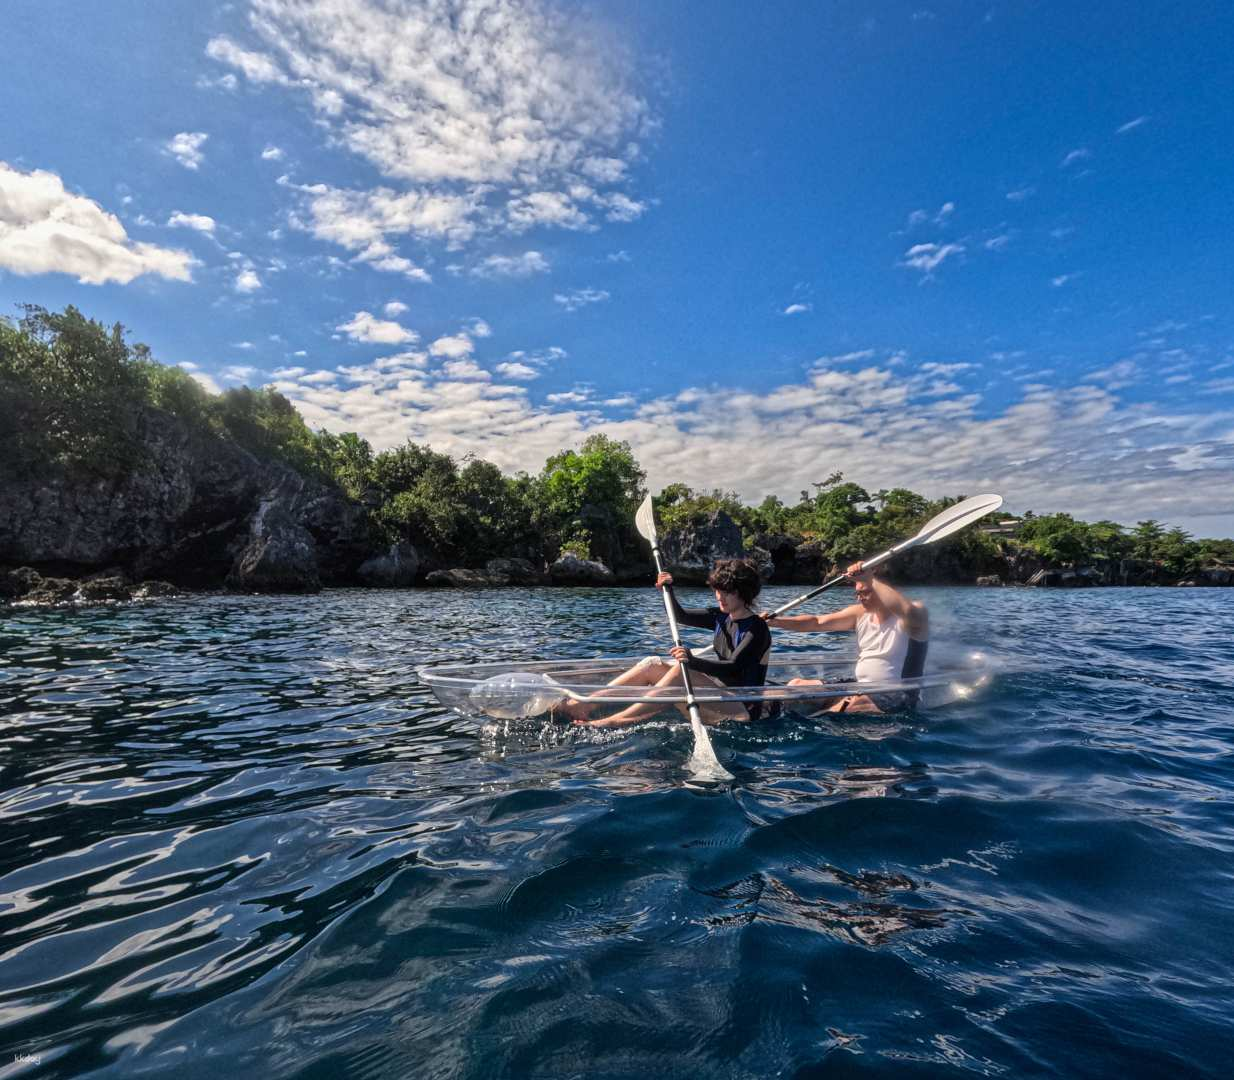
[854,612,912,683]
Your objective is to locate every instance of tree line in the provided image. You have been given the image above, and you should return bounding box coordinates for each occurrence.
[2,304,1231,577]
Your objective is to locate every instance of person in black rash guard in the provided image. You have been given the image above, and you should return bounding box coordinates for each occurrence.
[564,558,772,728]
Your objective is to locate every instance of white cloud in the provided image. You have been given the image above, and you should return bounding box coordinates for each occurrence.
[285,178,479,253]
[167,210,217,235]
[580,157,628,183]
[234,268,262,293]
[441,358,489,380]
[547,389,592,404]
[507,191,591,232]
[337,310,417,344]
[599,192,647,223]
[468,318,492,338]
[211,0,652,246]
[373,350,427,370]
[223,365,256,382]
[185,368,222,394]
[232,341,255,350]
[495,361,540,380]
[984,233,1012,251]
[472,251,550,278]
[906,201,954,229]
[1084,358,1139,389]
[607,250,631,263]
[0,162,193,285]
[261,145,285,161]
[1051,272,1079,287]
[1116,116,1149,134]
[554,287,610,312]
[384,301,408,316]
[1006,187,1035,202]
[494,345,564,380]
[300,370,338,384]
[350,241,432,281]
[1061,147,1091,168]
[899,242,964,276]
[273,366,307,378]
[430,333,475,359]
[783,303,812,316]
[165,132,209,170]
[205,37,291,85]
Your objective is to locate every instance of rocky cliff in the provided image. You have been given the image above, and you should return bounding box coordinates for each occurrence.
[0,406,388,593]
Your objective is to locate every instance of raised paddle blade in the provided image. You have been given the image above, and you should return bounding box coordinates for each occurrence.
[752,491,1006,623]
[912,493,1004,544]
[862,492,1003,572]
[634,494,658,545]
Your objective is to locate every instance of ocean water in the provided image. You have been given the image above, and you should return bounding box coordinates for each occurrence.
[1,585,1232,1079]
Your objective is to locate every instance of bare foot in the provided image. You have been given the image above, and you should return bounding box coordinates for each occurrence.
[552,699,591,723]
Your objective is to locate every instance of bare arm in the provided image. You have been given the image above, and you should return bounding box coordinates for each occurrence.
[851,564,928,639]
[765,604,862,633]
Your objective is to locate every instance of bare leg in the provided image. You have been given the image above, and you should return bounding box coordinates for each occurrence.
[821,693,880,713]
[785,678,882,715]
[581,664,748,728]
[555,657,674,722]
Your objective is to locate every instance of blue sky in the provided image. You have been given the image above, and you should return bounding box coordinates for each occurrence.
[3,0,1233,535]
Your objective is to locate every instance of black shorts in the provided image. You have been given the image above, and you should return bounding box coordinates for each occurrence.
[862,690,920,713]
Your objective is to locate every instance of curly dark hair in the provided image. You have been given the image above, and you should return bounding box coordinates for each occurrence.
[706,558,762,605]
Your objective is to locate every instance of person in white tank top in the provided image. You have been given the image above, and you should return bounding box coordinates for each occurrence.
[764,561,929,713]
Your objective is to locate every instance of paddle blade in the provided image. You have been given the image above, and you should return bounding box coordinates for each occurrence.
[913,493,1004,545]
[634,493,659,545]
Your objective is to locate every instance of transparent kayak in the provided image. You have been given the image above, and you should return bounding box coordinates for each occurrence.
[419,651,994,721]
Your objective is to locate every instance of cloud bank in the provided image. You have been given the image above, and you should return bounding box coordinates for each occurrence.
[210,0,653,267]
[267,344,1234,526]
[0,162,193,285]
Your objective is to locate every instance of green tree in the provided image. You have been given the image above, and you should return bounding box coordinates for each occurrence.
[0,304,146,471]
[312,431,374,500]
[1131,520,1165,561]
[1018,512,1091,565]
[139,362,214,432]
[536,434,646,555]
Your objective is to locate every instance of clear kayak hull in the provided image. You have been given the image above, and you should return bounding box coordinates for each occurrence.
[419,652,994,721]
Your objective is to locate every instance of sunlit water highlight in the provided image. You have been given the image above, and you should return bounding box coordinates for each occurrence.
[1,585,1232,1078]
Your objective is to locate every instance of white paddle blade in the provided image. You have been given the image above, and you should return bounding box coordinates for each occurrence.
[634,494,659,545]
[914,493,1003,544]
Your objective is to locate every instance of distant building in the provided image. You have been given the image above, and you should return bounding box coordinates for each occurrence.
[980,518,1022,537]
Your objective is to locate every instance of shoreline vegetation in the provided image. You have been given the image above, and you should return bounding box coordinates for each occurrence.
[3,304,1232,604]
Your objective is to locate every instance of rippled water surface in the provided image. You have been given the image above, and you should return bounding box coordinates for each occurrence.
[2,585,1233,1078]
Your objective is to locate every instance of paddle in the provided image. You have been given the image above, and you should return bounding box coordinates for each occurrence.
[635,494,732,782]
[763,492,1005,620]
[691,492,1004,654]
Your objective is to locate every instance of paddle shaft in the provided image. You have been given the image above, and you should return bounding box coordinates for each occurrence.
[647,541,710,737]
[763,540,903,619]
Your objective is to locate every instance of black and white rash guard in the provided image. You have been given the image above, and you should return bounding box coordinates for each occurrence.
[665,591,773,718]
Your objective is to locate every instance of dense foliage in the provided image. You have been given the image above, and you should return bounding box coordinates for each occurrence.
[3,304,1231,577]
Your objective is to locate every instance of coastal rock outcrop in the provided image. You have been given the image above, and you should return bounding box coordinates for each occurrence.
[357,543,420,588]
[425,568,503,587]
[485,558,548,585]
[2,566,179,606]
[660,510,744,583]
[424,558,547,588]
[549,554,616,586]
[0,406,388,593]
